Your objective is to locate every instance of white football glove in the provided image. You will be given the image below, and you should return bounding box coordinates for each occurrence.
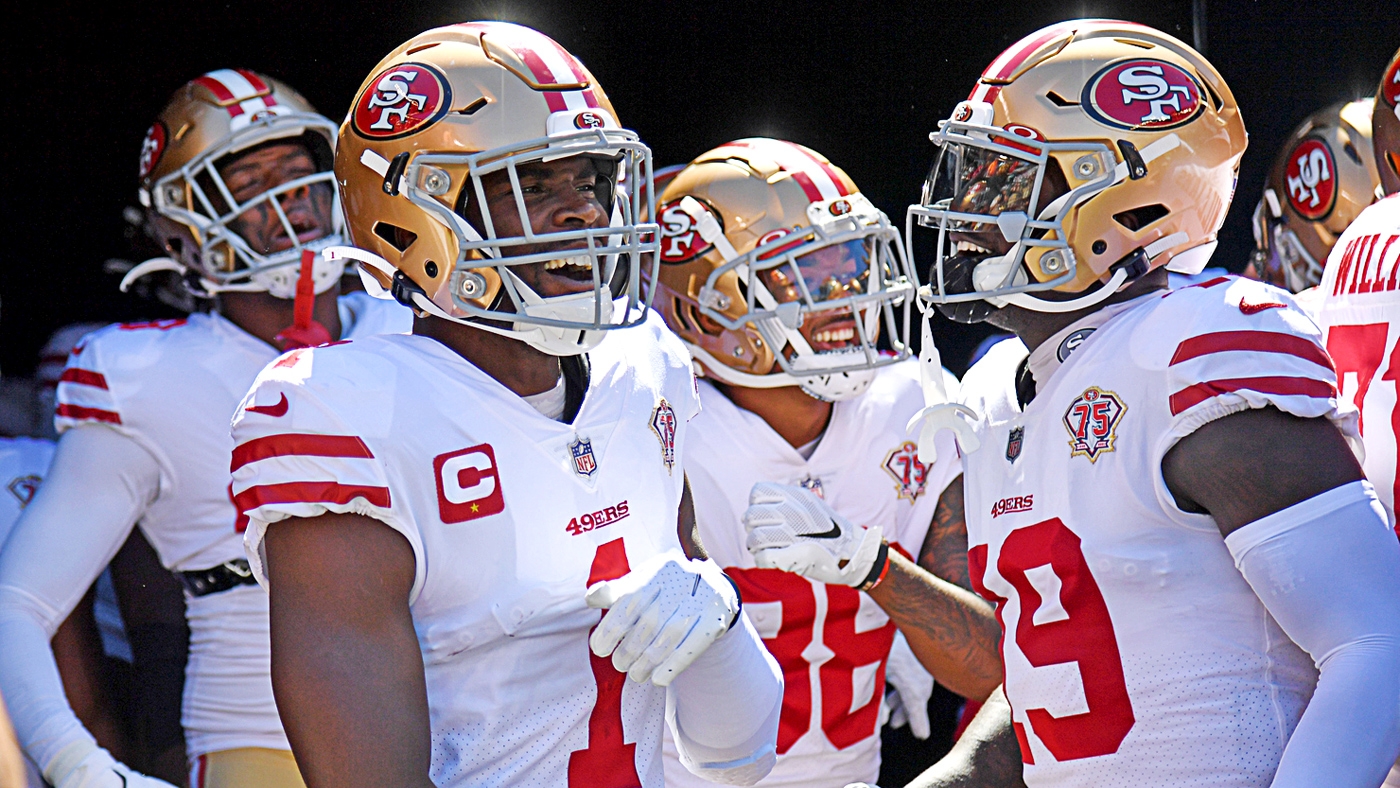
[586,550,740,687]
[743,482,884,587]
[44,740,178,788]
[884,630,935,740]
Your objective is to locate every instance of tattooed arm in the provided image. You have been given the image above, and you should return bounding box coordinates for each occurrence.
[866,475,1002,700]
[904,685,1026,788]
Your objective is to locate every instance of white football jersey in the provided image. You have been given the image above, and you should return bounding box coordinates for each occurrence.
[52,292,410,757]
[0,438,54,549]
[958,276,1347,786]
[665,362,960,788]
[233,313,699,788]
[1312,194,1400,524]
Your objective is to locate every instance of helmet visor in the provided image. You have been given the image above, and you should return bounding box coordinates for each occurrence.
[760,238,873,305]
[924,142,1040,231]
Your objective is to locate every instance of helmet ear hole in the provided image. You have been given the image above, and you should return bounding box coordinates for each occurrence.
[1113,204,1170,232]
[683,303,725,337]
[372,221,418,253]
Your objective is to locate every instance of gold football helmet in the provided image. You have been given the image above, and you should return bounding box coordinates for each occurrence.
[908,20,1246,321]
[1252,99,1379,292]
[132,69,344,298]
[651,139,915,401]
[328,22,657,356]
[1375,47,1400,196]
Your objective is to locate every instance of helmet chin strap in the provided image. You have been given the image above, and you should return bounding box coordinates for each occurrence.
[685,344,874,401]
[1000,267,1130,313]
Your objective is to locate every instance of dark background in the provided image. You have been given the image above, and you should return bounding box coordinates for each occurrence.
[2,0,1395,379]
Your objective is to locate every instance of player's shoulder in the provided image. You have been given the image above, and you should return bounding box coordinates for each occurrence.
[959,336,1027,418]
[251,333,406,394]
[69,316,205,367]
[859,358,949,412]
[1125,276,1323,371]
[338,291,413,338]
[598,307,692,369]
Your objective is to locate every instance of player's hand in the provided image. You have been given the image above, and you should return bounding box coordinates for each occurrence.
[884,630,935,739]
[743,482,884,587]
[585,550,740,687]
[45,740,179,788]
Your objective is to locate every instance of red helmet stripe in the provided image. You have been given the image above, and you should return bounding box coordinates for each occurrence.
[465,23,596,114]
[235,69,270,94]
[983,24,1073,82]
[194,75,236,103]
[726,139,850,202]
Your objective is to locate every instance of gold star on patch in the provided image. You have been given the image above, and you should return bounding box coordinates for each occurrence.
[471,503,480,513]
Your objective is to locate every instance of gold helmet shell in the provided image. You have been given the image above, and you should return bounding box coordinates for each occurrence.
[910,20,1246,318]
[330,22,658,356]
[651,138,916,401]
[1252,99,1379,292]
[138,69,344,298]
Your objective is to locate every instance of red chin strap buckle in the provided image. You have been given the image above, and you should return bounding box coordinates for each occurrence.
[274,249,333,351]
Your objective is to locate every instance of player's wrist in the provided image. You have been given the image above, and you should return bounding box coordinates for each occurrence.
[857,540,891,591]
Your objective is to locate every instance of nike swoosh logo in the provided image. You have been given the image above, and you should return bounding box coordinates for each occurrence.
[246,393,289,417]
[808,521,843,539]
[1239,301,1286,315]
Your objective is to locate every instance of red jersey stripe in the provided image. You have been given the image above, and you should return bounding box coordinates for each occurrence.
[58,368,109,389]
[56,403,122,424]
[1169,331,1334,371]
[233,481,391,523]
[1168,376,1336,416]
[231,433,374,473]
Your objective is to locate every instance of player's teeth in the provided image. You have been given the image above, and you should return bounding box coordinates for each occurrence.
[546,255,592,272]
[814,328,855,343]
[956,241,991,255]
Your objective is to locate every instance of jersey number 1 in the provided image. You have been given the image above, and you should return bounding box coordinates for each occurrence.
[970,518,1135,763]
[568,538,642,788]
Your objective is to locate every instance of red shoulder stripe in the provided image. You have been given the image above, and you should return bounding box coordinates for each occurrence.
[55,403,122,424]
[231,434,374,473]
[1169,331,1333,371]
[1169,376,1336,416]
[58,368,109,390]
[232,481,392,532]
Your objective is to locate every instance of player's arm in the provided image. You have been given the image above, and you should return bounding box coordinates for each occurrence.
[1164,406,1400,788]
[588,473,783,785]
[742,480,1001,701]
[261,511,433,788]
[0,425,175,788]
[51,583,131,765]
[867,475,1001,701]
[902,685,1027,788]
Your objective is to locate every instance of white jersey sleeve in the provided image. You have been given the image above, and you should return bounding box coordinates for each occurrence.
[1143,276,1350,465]
[231,345,417,596]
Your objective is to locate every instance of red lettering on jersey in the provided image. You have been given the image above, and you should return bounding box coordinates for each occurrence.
[997,518,1135,761]
[565,500,630,536]
[433,444,505,523]
[1334,234,1400,296]
[1327,324,1389,435]
[991,494,1035,518]
[570,539,641,788]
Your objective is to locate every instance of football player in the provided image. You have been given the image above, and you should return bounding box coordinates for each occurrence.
[648,138,1001,788]
[1250,99,1381,293]
[228,22,783,788]
[859,21,1400,787]
[0,69,410,788]
[1309,45,1400,788]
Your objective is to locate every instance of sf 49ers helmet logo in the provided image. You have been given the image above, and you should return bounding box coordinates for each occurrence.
[351,63,452,140]
[882,441,929,502]
[1063,386,1127,462]
[657,199,719,264]
[574,110,606,129]
[138,122,166,180]
[1082,59,1205,131]
[1384,56,1400,109]
[1284,138,1337,220]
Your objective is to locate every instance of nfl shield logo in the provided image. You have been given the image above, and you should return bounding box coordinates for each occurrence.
[569,437,598,477]
[1006,427,1024,463]
[650,399,677,473]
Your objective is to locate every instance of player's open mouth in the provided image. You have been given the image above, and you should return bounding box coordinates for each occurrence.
[543,254,596,282]
[267,221,324,253]
[805,313,860,352]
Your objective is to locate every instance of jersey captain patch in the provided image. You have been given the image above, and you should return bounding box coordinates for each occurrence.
[1063,386,1126,462]
[881,440,929,502]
